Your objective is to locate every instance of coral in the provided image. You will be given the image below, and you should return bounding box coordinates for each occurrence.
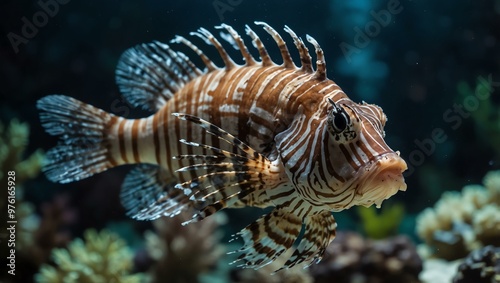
[0,119,44,185]
[416,170,500,260]
[416,191,474,260]
[310,231,422,283]
[2,193,76,283]
[453,245,500,283]
[419,259,462,283]
[0,119,47,283]
[229,249,314,283]
[0,119,45,249]
[357,202,405,239]
[484,170,500,204]
[35,229,145,283]
[473,204,500,248]
[145,210,226,283]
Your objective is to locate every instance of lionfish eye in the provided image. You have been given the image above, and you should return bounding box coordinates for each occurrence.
[333,111,348,132]
[327,98,350,133]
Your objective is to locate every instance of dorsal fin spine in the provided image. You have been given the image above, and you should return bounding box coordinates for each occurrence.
[118,23,328,113]
[306,35,327,81]
[196,27,236,70]
[283,26,313,73]
[171,35,218,72]
[217,23,257,66]
[255,21,296,69]
[245,25,273,67]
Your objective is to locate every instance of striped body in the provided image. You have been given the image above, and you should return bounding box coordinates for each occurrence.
[38,22,407,270]
[112,67,347,213]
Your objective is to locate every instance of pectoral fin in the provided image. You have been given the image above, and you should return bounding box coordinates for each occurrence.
[229,207,302,269]
[281,210,337,269]
[230,208,337,270]
[172,113,286,225]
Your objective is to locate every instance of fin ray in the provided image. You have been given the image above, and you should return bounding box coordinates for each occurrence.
[282,211,337,269]
[255,21,295,69]
[172,113,285,224]
[245,25,273,66]
[116,41,202,111]
[37,95,115,183]
[230,208,302,269]
[216,23,257,66]
[120,164,196,220]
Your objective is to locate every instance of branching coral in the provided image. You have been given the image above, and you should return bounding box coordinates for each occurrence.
[416,170,500,260]
[0,119,44,249]
[0,119,44,185]
[35,229,145,283]
[145,210,226,283]
[0,119,47,283]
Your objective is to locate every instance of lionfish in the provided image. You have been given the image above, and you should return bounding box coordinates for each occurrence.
[37,22,407,269]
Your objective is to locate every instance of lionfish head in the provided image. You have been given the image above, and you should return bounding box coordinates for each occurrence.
[325,98,407,210]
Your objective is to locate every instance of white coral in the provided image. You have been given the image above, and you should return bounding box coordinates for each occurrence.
[416,190,473,243]
[416,208,440,244]
[419,258,462,283]
[460,185,489,222]
[472,204,500,243]
[35,230,144,283]
[483,170,500,204]
[416,170,500,260]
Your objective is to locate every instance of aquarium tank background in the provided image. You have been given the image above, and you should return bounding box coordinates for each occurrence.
[1,0,500,282]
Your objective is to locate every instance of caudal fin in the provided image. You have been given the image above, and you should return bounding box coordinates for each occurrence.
[37,95,117,183]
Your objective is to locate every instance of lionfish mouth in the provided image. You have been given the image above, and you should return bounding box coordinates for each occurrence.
[354,151,408,208]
